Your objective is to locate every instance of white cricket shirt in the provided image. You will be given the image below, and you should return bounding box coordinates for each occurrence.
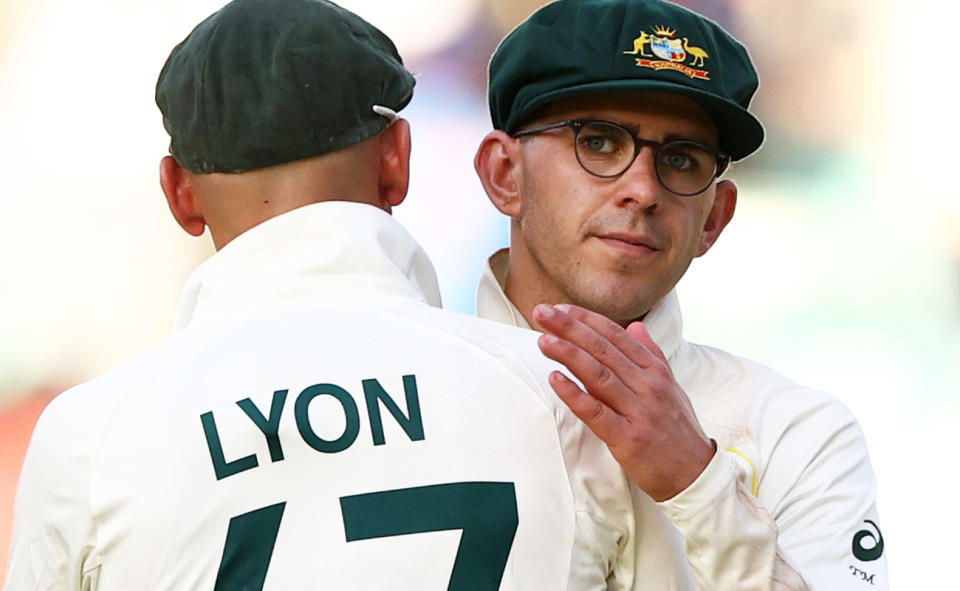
[477,249,889,591]
[6,203,648,590]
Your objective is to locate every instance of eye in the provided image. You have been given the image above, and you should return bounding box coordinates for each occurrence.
[659,142,717,174]
[660,149,694,171]
[577,121,633,162]
[578,132,620,155]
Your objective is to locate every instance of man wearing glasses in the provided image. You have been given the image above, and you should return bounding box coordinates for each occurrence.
[473,0,887,589]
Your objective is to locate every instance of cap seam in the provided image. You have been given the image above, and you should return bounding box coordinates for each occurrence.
[196,7,230,173]
[272,7,325,155]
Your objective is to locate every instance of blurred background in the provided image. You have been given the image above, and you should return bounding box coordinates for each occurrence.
[1,0,957,586]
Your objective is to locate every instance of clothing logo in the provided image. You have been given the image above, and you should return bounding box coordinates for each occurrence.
[650,26,685,62]
[852,520,884,562]
[622,25,710,80]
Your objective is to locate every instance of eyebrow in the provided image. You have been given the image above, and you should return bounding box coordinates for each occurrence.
[581,117,719,149]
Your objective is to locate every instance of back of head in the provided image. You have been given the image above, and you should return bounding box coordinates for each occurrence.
[488,0,763,160]
[156,0,415,174]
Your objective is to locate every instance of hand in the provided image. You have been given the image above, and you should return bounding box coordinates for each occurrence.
[533,303,716,502]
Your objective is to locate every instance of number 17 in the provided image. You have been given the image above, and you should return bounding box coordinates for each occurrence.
[214,482,519,590]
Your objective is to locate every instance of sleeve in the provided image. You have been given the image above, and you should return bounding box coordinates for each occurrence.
[3,391,102,591]
[762,401,888,590]
[659,402,888,591]
[658,450,811,590]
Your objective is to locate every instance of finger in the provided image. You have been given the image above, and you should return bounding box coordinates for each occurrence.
[626,321,692,414]
[625,321,669,367]
[534,304,642,376]
[547,370,631,445]
[553,304,660,370]
[534,304,662,411]
[537,332,638,415]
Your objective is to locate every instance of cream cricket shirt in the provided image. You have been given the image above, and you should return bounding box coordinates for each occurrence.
[6,203,645,590]
[478,249,889,591]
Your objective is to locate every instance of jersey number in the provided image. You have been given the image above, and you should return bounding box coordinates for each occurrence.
[214,482,519,590]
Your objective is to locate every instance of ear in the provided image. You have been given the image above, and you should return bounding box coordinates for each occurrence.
[159,156,206,236]
[474,130,524,218]
[696,179,737,257]
[377,119,411,210]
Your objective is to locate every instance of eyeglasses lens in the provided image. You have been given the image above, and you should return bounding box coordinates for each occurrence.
[575,122,635,177]
[573,122,718,195]
[656,142,718,195]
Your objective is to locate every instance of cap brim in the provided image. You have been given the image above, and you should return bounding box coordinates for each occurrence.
[507,79,764,161]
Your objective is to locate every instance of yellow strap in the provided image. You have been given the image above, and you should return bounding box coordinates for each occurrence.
[725,447,759,496]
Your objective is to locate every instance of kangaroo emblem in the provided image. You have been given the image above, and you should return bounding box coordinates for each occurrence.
[623,31,652,56]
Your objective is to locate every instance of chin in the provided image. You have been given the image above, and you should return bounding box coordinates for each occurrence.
[600,303,651,325]
[572,284,655,324]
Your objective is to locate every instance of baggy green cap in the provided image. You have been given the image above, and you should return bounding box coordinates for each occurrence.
[489,0,764,160]
[156,0,415,173]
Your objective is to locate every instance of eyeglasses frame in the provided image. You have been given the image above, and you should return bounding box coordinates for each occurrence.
[512,118,731,196]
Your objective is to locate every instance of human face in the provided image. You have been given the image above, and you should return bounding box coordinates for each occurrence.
[506,92,734,325]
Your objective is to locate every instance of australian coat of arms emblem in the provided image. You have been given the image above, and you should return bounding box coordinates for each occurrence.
[623,25,710,79]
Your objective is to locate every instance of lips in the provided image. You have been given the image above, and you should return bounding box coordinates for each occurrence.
[593,231,660,252]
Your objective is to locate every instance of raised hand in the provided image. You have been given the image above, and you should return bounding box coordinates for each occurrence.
[533,303,716,502]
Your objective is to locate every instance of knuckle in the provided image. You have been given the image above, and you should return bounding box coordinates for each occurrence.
[648,364,674,388]
[597,314,624,336]
[581,399,608,424]
[591,336,626,369]
[645,374,668,395]
[590,364,618,390]
[617,427,648,453]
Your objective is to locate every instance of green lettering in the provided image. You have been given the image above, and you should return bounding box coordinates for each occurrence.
[294,384,360,453]
[237,390,288,462]
[200,411,258,480]
[214,502,286,591]
[341,482,518,589]
[362,374,425,446]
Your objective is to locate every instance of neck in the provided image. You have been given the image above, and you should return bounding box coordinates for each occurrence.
[196,146,383,250]
[502,241,570,332]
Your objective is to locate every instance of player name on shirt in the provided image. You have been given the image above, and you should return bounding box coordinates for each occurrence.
[198,372,521,590]
[200,374,425,480]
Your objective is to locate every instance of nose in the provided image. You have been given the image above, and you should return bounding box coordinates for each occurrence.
[613,146,663,210]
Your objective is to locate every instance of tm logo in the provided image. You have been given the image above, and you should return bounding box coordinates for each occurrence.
[852,520,884,562]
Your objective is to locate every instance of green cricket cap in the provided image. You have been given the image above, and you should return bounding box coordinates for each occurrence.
[156,0,415,173]
[489,0,764,160]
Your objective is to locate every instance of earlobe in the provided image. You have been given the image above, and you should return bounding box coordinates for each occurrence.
[474,131,524,218]
[159,155,206,237]
[697,179,737,256]
[378,119,411,210]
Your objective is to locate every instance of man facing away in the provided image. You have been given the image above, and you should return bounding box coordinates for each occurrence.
[3,1,663,588]
[473,0,888,589]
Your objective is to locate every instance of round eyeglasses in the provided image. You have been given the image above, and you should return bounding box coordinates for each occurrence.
[512,119,731,196]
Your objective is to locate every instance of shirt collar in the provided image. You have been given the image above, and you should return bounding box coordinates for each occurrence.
[476,248,683,361]
[476,248,532,329]
[175,201,442,329]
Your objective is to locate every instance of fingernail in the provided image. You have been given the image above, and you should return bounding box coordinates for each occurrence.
[540,333,559,344]
[537,304,556,317]
[554,303,572,313]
